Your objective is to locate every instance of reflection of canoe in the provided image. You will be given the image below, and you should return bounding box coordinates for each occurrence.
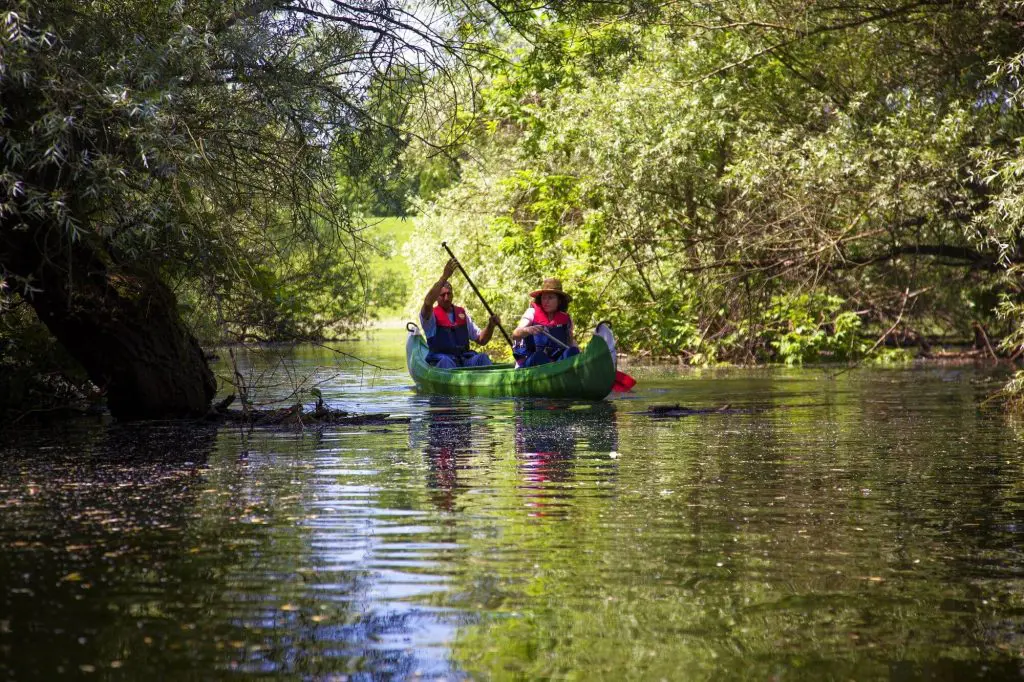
[406,325,616,400]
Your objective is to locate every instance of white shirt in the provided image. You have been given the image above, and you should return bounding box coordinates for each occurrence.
[421,307,482,342]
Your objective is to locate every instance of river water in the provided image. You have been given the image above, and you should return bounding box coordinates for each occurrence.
[2,331,1024,680]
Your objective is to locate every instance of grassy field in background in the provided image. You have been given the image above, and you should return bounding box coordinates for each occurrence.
[362,216,416,326]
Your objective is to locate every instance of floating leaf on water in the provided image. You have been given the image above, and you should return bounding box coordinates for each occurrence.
[61,572,83,582]
[280,603,299,611]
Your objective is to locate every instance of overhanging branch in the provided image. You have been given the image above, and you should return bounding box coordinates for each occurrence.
[839,244,1003,272]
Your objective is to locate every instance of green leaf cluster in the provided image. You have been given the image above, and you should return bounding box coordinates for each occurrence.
[766,294,866,366]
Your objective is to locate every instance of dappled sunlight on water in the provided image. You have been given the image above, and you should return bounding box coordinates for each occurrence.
[3,336,1024,679]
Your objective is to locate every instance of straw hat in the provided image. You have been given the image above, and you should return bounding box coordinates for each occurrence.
[529,277,572,302]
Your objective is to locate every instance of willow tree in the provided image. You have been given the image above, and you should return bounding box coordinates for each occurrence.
[0,0,471,418]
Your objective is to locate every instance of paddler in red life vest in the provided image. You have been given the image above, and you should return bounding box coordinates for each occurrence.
[512,277,581,368]
[419,258,500,369]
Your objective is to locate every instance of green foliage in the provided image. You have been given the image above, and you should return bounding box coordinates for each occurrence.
[178,230,407,343]
[766,294,868,365]
[334,67,463,216]
[6,0,1024,410]
[869,347,914,366]
[973,43,1024,379]
[0,304,94,417]
[1,0,456,371]
[407,1,1024,374]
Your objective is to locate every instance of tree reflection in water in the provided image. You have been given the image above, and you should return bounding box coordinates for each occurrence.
[0,422,220,680]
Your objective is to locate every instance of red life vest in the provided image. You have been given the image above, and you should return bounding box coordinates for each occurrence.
[432,305,468,328]
[517,302,572,358]
[530,302,570,328]
[428,305,471,356]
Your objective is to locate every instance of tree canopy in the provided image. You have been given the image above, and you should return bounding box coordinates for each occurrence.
[0,0,484,416]
[406,0,1024,366]
[3,0,1024,418]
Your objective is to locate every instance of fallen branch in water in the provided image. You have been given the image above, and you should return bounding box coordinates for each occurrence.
[203,394,408,429]
[645,403,738,418]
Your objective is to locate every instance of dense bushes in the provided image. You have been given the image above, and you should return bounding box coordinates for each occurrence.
[404,4,1024,368]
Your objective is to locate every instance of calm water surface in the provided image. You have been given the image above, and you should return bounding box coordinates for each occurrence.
[2,330,1024,680]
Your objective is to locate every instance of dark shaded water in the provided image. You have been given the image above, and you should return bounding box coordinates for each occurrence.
[3,331,1024,680]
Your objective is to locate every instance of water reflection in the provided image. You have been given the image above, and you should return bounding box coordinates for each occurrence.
[5,350,1024,680]
[408,396,495,512]
[515,401,619,516]
[0,422,219,680]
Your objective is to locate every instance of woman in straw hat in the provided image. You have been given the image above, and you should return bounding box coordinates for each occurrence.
[511,277,581,368]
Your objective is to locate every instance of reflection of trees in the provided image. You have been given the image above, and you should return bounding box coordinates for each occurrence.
[0,425,445,679]
[201,431,451,679]
[449,375,1024,679]
[0,423,218,679]
[9,374,1024,680]
[515,400,578,485]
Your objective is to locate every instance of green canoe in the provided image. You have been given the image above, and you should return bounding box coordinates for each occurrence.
[406,323,617,400]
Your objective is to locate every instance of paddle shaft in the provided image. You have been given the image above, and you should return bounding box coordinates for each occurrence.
[535,327,571,350]
[441,242,514,348]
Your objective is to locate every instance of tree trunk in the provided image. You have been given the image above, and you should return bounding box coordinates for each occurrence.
[2,228,216,421]
[33,275,216,420]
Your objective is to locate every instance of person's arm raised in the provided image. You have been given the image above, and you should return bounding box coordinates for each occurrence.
[420,258,458,321]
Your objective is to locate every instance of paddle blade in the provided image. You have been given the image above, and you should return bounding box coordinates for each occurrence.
[612,370,636,392]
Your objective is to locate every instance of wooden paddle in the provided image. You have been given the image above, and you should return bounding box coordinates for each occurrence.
[441,242,514,348]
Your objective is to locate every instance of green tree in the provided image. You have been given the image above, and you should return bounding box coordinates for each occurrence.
[0,0,476,418]
[407,1,1024,364]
